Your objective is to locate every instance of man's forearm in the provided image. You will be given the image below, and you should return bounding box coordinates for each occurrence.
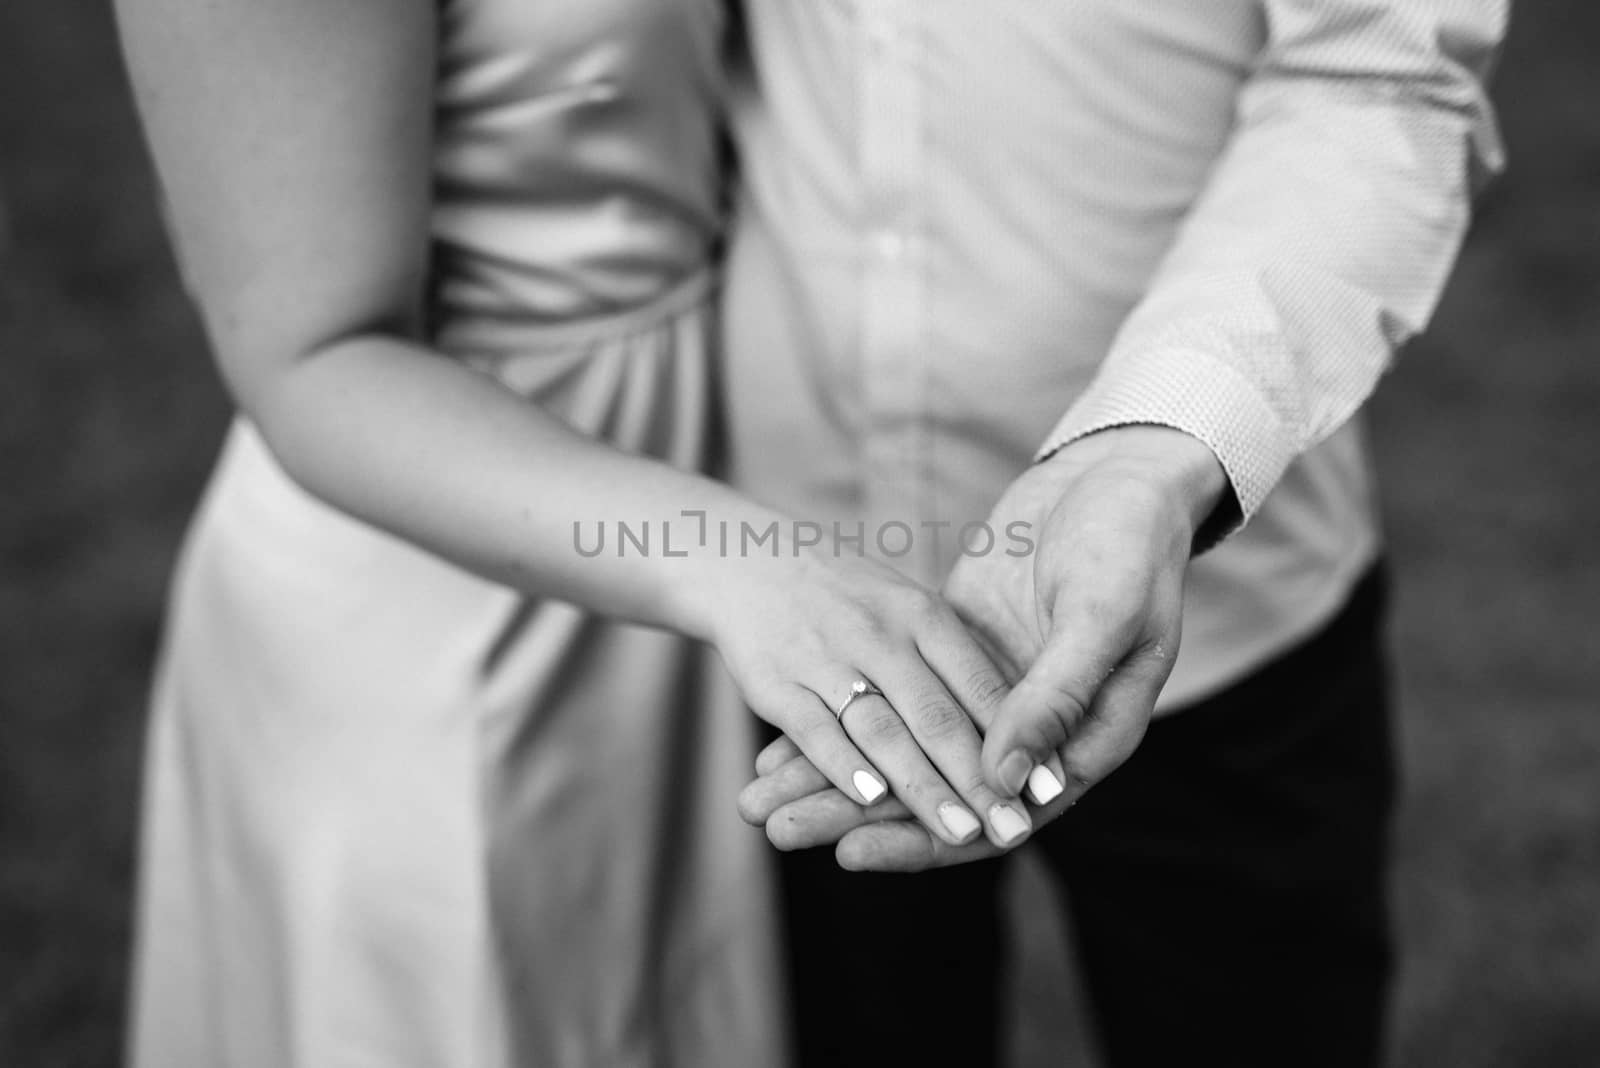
[1032,2,1504,541]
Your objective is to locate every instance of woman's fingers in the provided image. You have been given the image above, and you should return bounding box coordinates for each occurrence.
[737,578,1057,848]
[825,677,995,848]
[870,654,1034,851]
[913,602,1013,733]
[837,763,1083,872]
[742,752,915,835]
[755,717,1062,814]
[910,604,1049,840]
[753,682,890,807]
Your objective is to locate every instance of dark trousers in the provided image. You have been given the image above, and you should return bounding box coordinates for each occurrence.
[779,568,1395,1067]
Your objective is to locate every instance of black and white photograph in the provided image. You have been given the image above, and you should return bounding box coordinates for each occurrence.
[2,1,1596,1065]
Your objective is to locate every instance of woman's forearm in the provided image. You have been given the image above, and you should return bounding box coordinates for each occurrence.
[253,331,780,640]
[115,0,1032,846]
[116,0,784,644]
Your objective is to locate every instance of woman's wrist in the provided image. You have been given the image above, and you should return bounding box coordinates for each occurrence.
[656,501,805,645]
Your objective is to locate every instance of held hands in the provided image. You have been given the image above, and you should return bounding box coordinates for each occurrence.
[701,536,1038,850]
[737,426,1229,871]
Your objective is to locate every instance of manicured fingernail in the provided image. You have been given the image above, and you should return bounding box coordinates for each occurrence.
[1025,765,1064,805]
[989,803,1030,845]
[853,770,887,805]
[937,802,982,844]
[997,750,1033,795]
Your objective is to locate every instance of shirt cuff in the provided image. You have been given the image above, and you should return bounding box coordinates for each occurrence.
[1034,346,1299,536]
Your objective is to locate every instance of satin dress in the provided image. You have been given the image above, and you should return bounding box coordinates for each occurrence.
[128,1,785,1064]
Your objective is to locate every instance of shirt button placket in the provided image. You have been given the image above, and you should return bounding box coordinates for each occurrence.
[856,1,930,575]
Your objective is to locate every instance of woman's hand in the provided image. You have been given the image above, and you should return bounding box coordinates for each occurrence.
[738,734,1079,871]
[693,540,1037,850]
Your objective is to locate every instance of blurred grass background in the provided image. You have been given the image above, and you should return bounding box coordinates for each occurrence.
[2,2,1597,1065]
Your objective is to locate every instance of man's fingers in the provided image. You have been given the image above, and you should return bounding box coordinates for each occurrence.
[737,752,830,826]
[980,669,1092,797]
[979,607,1132,797]
[834,820,1002,873]
[939,570,1063,801]
[754,735,801,777]
[764,788,914,852]
[1053,652,1168,806]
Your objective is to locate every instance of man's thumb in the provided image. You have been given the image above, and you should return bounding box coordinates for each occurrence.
[980,669,1090,797]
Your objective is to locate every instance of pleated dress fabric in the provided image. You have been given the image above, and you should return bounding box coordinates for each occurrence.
[128,1,786,1065]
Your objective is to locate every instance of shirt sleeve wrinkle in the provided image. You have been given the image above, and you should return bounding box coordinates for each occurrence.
[1035,0,1507,537]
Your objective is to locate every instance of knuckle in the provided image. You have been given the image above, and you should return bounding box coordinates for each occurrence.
[953,770,992,801]
[855,703,907,743]
[964,667,1009,709]
[790,713,827,746]
[910,697,970,743]
[1059,756,1099,793]
[841,602,891,644]
[901,586,947,629]
[1025,677,1090,734]
[792,715,842,758]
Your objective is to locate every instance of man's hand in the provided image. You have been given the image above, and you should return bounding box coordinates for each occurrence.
[739,425,1230,871]
[958,425,1227,806]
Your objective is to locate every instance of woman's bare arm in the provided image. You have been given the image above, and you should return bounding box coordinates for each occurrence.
[112,0,777,633]
[114,0,1039,849]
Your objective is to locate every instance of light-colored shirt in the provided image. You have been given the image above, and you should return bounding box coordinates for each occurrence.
[721,0,1505,708]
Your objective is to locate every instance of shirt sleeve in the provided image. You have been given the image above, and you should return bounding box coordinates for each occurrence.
[1035,0,1507,532]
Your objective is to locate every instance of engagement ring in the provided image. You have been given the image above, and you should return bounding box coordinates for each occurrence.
[835,679,880,719]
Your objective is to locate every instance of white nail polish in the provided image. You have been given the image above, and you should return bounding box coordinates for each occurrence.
[1026,765,1064,805]
[989,803,1030,845]
[853,770,887,804]
[938,802,981,843]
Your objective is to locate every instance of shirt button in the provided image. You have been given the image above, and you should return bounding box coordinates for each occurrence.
[872,230,908,261]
